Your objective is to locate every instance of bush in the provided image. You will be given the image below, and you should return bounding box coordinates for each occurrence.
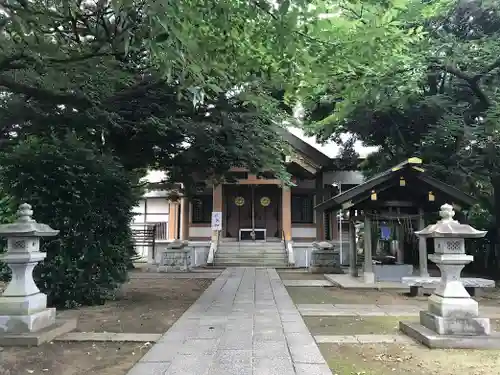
[0,134,140,308]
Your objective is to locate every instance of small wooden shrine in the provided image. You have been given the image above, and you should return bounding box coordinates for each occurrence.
[315,157,477,283]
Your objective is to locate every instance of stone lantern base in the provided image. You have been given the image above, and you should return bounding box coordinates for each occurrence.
[399,320,500,349]
[400,282,500,348]
[0,306,56,333]
[0,291,77,346]
[0,318,77,346]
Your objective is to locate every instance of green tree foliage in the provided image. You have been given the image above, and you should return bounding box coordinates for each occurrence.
[301,0,500,228]
[0,0,302,189]
[0,0,311,307]
[0,135,140,307]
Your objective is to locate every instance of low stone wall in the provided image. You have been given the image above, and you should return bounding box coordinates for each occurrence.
[148,241,210,271]
[158,249,191,272]
[310,247,343,274]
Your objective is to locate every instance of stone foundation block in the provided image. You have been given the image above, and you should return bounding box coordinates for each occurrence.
[0,307,56,333]
[420,311,491,336]
[427,294,479,318]
[400,321,500,349]
[0,293,48,315]
[0,318,77,346]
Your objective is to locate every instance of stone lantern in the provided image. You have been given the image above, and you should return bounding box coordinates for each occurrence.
[0,203,75,345]
[400,203,500,348]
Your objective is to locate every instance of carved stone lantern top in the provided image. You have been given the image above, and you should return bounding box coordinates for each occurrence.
[0,203,59,237]
[414,204,486,239]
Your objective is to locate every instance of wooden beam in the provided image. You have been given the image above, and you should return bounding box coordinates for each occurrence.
[315,173,325,240]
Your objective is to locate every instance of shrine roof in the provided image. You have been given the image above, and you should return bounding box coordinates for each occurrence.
[315,157,476,212]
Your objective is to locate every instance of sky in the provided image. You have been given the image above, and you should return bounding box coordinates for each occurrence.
[286,126,379,158]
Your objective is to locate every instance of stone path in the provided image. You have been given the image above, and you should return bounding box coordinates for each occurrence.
[126,267,332,375]
[297,304,500,318]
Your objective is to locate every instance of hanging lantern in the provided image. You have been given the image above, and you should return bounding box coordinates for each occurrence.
[428,191,435,202]
[399,177,406,186]
[370,190,377,201]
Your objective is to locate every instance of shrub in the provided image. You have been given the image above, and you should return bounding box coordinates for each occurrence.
[0,134,140,308]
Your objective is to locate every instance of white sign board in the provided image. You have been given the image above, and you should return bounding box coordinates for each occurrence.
[211,211,223,231]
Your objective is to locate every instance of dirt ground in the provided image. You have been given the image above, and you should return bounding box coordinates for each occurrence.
[58,277,212,333]
[0,342,146,375]
[286,286,500,307]
[0,277,212,375]
[320,343,500,375]
[304,316,500,335]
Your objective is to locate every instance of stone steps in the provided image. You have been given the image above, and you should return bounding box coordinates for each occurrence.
[216,249,285,255]
[214,263,288,267]
[215,243,287,267]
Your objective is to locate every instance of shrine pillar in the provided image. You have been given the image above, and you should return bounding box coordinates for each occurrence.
[363,213,375,283]
[348,209,357,276]
[418,208,429,277]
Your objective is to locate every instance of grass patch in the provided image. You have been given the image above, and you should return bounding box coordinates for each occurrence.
[286,286,431,305]
[305,316,500,336]
[278,271,325,280]
[304,316,417,335]
[320,343,500,375]
[286,287,339,304]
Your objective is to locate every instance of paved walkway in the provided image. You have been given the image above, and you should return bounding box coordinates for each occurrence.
[297,303,500,318]
[127,267,332,375]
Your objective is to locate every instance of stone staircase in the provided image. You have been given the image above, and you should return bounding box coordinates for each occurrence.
[214,241,288,267]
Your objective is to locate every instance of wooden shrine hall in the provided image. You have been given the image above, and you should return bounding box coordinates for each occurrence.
[315,157,477,284]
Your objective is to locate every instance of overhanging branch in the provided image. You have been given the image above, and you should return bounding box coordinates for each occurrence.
[472,58,500,82]
[430,59,491,108]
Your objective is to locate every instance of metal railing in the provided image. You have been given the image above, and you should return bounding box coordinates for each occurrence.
[130,222,168,240]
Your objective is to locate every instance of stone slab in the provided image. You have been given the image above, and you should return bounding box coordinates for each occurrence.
[282,280,333,287]
[324,274,410,290]
[0,318,77,346]
[126,267,332,375]
[400,321,500,349]
[298,304,419,317]
[55,332,162,342]
[420,310,490,336]
[314,334,412,344]
[354,334,413,344]
[315,335,359,344]
[127,362,172,375]
[294,363,333,375]
[402,276,495,288]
